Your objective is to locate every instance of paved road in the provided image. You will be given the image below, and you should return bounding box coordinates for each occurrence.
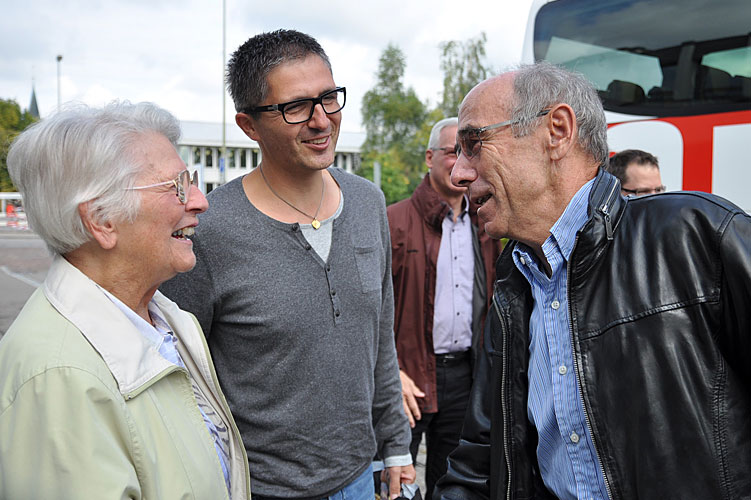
[0,228,53,335]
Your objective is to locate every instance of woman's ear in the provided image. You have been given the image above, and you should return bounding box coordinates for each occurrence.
[78,202,118,250]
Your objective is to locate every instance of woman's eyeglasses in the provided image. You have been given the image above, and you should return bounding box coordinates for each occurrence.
[127,169,199,204]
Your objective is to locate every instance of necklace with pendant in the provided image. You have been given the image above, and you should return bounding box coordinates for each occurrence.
[259,164,325,229]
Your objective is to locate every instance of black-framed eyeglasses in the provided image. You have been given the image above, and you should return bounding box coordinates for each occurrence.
[243,87,346,124]
[621,185,667,197]
[127,169,199,204]
[457,109,550,159]
[431,145,459,158]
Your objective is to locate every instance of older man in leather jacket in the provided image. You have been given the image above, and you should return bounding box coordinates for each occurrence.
[434,61,751,500]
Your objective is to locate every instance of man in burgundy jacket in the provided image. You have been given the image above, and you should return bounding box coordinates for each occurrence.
[387,117,501,498]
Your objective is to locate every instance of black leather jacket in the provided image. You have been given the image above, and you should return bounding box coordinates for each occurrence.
[435,169,751,500]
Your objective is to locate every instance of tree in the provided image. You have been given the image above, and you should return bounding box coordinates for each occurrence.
[439,32,492,117]
[360,44,428,204]
[0,99,37,192]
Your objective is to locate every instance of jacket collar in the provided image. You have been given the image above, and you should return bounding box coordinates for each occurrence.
[411,173,451,231]
[42,255,196,397]
[567,167,627,278]
[587,167,626,235]
[411,173,481,231]
[495,167,625,303]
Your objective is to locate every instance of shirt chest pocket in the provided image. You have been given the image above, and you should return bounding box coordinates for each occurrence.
[354,246,382,293]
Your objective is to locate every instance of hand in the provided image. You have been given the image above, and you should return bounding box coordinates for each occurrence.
[399,370,425,428]
[382,464,417,500]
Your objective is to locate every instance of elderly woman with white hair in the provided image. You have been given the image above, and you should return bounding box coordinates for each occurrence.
[0,102,250,499]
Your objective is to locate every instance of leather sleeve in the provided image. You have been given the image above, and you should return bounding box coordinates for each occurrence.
[718,211,751,385]
[434,308,497,499]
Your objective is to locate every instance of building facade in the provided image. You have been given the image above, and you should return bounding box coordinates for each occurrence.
[177,121,364,193]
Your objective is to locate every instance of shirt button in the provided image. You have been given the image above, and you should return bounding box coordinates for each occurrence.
[558,365,567,375]
[551,300,560,310]
[570,432,580,444]
[520,256,527,265]
[330,289,336,296]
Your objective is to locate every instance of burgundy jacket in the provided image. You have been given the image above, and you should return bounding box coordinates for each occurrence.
[387,174,501,413]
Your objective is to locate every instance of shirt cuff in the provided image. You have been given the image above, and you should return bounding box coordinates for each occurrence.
[383,453,413,468]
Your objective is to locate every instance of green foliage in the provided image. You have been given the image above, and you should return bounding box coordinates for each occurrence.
[439,32,492,117]
[0,99,37,192]
[359,44,428,204]
[357,35,492,204]
[357,150,413,204]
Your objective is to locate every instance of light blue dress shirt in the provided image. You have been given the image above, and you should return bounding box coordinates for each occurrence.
[512,179,609,500]
[433,199,475,354]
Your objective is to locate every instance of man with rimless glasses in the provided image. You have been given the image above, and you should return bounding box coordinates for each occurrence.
[387,117,500,499]
[435,62,751,499]
[161,29,414,499]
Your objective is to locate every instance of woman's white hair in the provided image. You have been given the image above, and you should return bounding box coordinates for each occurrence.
[7,100,181,255]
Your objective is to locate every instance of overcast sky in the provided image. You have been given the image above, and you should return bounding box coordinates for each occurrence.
[2,0,535,133]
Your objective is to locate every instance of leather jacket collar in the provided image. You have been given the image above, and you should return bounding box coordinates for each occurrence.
[495,167,624,285]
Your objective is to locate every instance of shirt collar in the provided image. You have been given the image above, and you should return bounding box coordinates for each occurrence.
[548,178,595,261]
[512,178,595,275]
[446,194,471,221]
[98,286,169,351]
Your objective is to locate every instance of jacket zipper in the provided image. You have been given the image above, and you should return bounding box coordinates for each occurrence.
[493,290,513,500]
[494,177,619,499]
[567,234,614,499]
[598,181,619,240]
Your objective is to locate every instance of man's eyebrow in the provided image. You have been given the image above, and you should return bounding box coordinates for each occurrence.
[458,125,479,133]
[283,87,339,103]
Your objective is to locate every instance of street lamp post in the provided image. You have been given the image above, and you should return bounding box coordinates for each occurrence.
[220,0,227,185]
[56,55,63,111]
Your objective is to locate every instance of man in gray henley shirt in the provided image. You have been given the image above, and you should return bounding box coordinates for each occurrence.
[161,29,414,499]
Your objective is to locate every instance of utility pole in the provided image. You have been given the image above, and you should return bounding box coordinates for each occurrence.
[220,0,227,185]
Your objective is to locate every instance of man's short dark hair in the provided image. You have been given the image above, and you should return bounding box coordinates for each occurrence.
[606,149,659,184]
[226,29,331,113]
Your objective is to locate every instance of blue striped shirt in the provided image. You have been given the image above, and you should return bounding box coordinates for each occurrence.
[512,178,609,500]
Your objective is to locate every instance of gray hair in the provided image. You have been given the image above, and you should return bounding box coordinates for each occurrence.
[226,29,331,113]
[510,61,608,165]
[7,101,181,255]
[427,117,458,150]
